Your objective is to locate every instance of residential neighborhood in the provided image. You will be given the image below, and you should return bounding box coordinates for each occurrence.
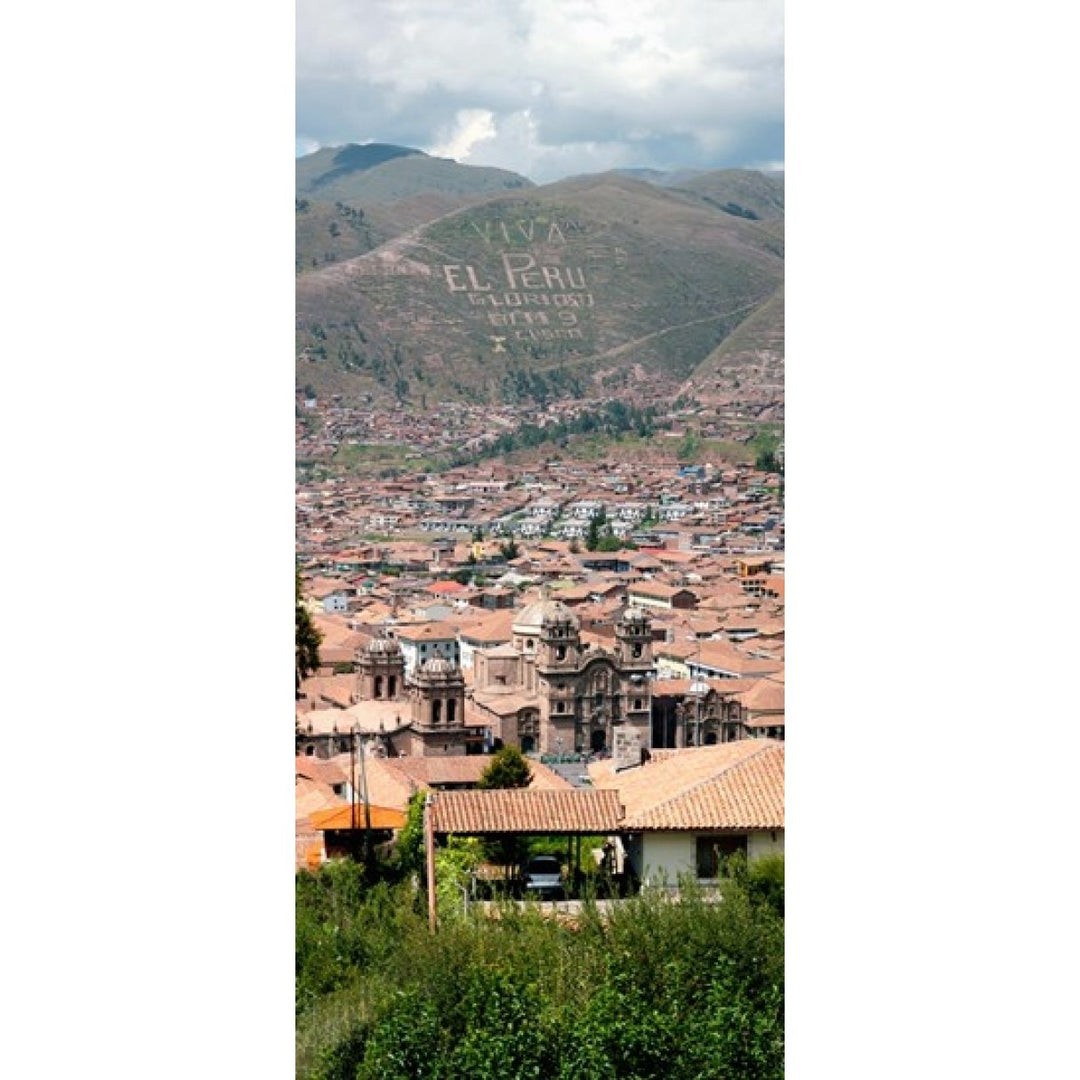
[296,433,785,886]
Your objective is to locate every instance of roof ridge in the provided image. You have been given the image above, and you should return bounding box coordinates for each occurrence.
[628,741,779,820]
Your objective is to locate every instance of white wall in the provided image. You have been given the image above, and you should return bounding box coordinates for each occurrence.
[640,829,785,884]
[640,833,695,886]
[748,830,785,860]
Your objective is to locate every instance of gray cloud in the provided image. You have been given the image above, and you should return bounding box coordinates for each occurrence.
[297,0,783,182]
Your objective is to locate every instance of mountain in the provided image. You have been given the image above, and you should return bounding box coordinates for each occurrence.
[666,170,784,222]
[296,143,533,206]
[296,144,536,272]
[296,170,784,406]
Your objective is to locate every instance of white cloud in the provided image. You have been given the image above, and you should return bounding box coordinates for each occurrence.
[428,109,497,162]
[296,0,783,181]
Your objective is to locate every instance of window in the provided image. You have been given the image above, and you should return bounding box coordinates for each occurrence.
[695,835,746,878]
[632,644,642,658]
[432,700,442,724]
[446,699,457,725]
[633,698,643,711]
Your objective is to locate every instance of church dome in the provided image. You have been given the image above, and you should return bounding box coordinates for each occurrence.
[512,597,580,635]
[420,651,459,677]
[366,635,402,657]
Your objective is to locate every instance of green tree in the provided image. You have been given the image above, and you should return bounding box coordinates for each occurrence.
[477,746,532,881]
[678,425,702,461]
[585,514,601,552]
[395,791,427,879]
[296,570,322,694]
[499,537,520,561]
[477,745,533,789]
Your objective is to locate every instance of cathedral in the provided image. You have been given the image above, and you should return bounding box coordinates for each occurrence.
[297,593,750,762]
[469,594,654,756]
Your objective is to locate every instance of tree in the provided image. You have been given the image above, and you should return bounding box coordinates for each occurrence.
[395,790,427,879]
[296,570,322,694]
[499,537,520,561]
[477,745,532,790]
[585,513,601,552]
[477,746,533,881]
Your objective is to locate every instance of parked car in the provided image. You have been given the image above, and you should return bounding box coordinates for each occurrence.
[522,855,564,898]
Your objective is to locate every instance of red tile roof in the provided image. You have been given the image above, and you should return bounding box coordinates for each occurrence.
[430,788,623,835]
[600,741,784,831]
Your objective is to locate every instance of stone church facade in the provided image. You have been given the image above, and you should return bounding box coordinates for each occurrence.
[470,596,655,756]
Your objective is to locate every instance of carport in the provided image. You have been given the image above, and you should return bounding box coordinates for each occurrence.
[424,788,624,929]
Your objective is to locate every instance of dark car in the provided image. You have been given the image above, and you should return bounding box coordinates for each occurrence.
[523,855,564,898]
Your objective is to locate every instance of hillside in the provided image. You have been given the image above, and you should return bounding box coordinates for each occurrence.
[662,169,785,222]
[682,285,785,414]
[296,143,533,206]
[612,167,784,222]
[296,144,536,272]
[296,171,784,406]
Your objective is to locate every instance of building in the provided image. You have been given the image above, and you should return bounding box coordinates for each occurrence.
[297,634,475,759]
[470,591,655,756]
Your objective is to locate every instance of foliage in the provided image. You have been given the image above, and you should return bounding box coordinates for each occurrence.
[297,863,785,1080]
[499,537,520,561]
[477,745,533,790]
[434,836,484,920]
[677,425,703,461]
[450,400,663,467]
[749,428,783,473]
[296,570,323,693]
[394,791,426,879]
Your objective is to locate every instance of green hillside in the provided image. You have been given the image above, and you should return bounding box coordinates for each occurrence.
[296,144,533,206]
[663,169,785,222]
[296,173,784,406]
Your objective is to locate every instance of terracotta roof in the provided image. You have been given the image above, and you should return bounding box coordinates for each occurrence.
[329,755,417,811]
[594,741,784,832]
[395,621,460,641]
[745,713,785,730]
[299,674,357,708]
[430,788,623,835]
[459,608,516,643]
[295,776,346,820]
[383,756,492,788]
[741,675,785,713]
[427,580,469,594]
[295,756,348,786]
[309,803,408,831]
[650,677,757,698]
[300,700,410,736]
[526,760,576,791]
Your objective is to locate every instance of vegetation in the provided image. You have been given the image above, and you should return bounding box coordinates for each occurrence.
[748,427,783,473]
[477,745,533,790]
[296,856,785,1080]
[296,571,322,693]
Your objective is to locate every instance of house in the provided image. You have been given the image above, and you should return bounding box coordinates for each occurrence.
[626,582,698,612]
[395,621,462,675]
[590,740,784,885]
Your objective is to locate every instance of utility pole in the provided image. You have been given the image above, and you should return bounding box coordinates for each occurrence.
[356,724,374,872]
[425,793,437,933]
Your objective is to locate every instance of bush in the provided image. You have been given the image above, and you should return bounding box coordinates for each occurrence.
[297,862,784,1080]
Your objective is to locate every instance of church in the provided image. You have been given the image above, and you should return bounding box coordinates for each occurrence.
[469,592,655,756]
[296,591,752,761]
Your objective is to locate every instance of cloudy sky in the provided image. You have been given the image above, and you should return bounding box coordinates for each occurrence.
[296,0,783,183]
